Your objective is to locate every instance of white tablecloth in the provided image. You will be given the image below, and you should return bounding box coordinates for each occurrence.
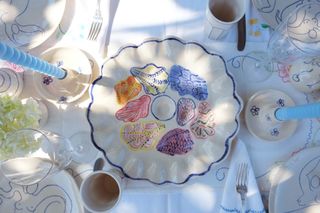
[92,0,320,212]
[2,0,319,212]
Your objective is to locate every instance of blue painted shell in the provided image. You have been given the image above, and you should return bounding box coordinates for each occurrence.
[169,65,208,100]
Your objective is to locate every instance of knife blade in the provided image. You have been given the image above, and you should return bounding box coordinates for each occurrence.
[237,14,246,51]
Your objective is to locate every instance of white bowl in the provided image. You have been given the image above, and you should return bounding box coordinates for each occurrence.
[33,47,92,103]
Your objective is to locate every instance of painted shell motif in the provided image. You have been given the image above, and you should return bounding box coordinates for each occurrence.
[176,97,196,126]
[190,102,215,139]
[169,65,208,101]
[115,95,151,122]
[156,128,194,156]
[120,121,165,151]
[130,63,169,96]
[114,76,142,105]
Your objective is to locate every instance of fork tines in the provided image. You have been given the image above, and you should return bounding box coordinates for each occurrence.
[236,163,248,190]
[87,5,103,40]
[236,163,249,213]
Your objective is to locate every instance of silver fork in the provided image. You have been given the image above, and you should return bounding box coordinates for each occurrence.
[87,0,103,40]
[236,163,248,213]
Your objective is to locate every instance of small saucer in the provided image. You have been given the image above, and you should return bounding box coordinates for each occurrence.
[0,68,23,97]
[245,89,298,141]
[33,47,92,103]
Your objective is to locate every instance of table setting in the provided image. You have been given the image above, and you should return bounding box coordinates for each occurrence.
[0,0,320,212]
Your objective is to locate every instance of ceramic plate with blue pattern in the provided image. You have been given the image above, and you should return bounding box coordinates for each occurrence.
[252,0,318,29]
[269,146,320,213]
[0,0,66,50]
[0,170,83,213]
[87,37,242,185]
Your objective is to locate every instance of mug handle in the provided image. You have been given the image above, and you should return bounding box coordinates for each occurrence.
[93,157,105,171]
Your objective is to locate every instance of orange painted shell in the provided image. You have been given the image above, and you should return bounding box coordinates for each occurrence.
[114,76,142,105]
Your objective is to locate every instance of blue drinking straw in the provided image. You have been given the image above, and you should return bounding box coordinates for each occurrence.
[275,102,320,121]
[0,42,66,79]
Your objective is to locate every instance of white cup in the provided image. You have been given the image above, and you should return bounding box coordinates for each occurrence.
[204,0,245,40]
[80,169,124,212]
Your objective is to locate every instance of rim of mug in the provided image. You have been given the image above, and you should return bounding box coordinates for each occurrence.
[206,1,245,25]
[80,170,122,212]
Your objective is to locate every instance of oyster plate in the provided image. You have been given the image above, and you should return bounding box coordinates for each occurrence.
[87,37,242,184]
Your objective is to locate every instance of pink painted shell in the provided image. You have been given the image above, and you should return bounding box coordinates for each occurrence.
[115,95,151,122]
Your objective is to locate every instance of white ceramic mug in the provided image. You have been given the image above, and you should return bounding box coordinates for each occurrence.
[80,167,124,212]
[204,0,245,40]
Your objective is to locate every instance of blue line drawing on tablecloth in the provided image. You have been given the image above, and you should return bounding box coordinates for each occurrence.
[220,204,266,213]
[215,167,229,181]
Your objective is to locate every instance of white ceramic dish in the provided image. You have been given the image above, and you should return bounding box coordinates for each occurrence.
[269,146,320,213]
[33,47,93,103]
[0,67,23,98]
[0,170,84,213]
[245,89,298,141]
[252,0,316,29]
[87,37,242,184]
[0,0,66,50]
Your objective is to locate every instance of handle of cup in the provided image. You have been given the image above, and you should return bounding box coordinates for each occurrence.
[93,157,105,171]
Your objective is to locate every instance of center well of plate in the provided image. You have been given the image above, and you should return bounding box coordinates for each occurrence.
[151,95,176,121]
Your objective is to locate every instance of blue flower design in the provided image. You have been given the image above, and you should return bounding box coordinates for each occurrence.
[276,98,285,107]
[58,96,67,103]
[42,75,53,85]
[250,105,260,116]
[271,128,280,137]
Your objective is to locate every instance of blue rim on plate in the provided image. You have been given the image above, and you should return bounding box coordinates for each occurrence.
[87,37,242,185]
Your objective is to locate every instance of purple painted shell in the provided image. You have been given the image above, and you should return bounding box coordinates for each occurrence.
[169,65,208,101]
[156,128,194,156]
[176,98,196,126]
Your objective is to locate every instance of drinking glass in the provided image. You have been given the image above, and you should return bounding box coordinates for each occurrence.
[69,131,98,163]
[0,128,73,185]
[242,2,320,82]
